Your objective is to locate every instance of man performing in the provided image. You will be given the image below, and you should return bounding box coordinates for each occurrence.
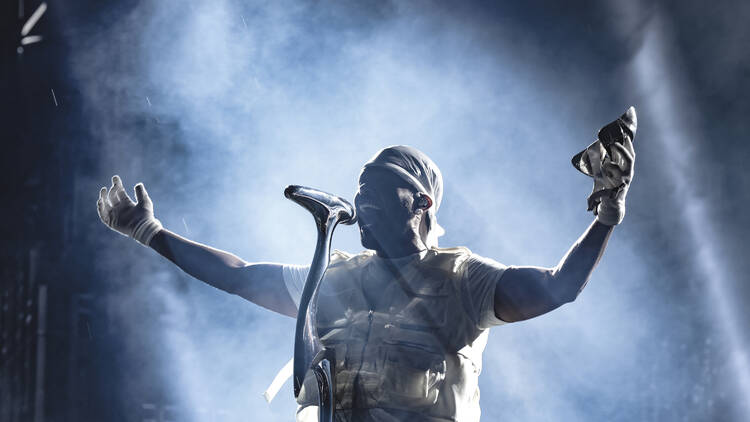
[96,111,636,422]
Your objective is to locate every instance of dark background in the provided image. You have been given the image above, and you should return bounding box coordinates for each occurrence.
[2,0,749,421]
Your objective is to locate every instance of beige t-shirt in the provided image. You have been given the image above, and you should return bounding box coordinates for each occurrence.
[283,248,507,422]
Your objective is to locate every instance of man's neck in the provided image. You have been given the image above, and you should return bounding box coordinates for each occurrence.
[374,237,427,259]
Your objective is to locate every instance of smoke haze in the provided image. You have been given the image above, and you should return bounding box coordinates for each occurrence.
[42,0,750,420]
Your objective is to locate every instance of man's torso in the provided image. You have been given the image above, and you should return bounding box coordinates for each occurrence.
[295,247,497,422]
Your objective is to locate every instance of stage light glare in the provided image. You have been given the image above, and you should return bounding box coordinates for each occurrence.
[632,15,750,418]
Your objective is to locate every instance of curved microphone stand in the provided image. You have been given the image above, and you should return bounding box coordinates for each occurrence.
[285,185,356,422]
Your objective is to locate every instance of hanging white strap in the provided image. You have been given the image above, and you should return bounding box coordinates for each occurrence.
[263,358,294,403]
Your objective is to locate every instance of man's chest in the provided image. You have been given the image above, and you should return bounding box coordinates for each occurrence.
[316,264,473,353]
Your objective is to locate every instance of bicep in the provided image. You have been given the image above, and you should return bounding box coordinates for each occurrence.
[229,263,299,318]
[494,265,565,322]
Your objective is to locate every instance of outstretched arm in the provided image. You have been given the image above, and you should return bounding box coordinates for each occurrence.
[149,230,297,317]
[97,175,297,318]
[493,220,613,322]
[494,124,635,323]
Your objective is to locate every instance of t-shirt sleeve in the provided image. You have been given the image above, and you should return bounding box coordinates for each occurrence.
[462,253,508,329]
[282,264,310,309]
[281,250,352,310]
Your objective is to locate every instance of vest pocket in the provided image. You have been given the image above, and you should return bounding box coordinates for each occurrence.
[377,345,447,409]
[395,297,448,329]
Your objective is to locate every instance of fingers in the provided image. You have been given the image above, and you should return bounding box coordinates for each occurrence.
[602,161,626,183]
[586,141,605,178]
[97,187,109,224]
[115,178,135,205]
[610,143,635,173]
[623,135,635,157]
[108,174,138,207]
[108,175,123,205]
[98,175,153,222]
[608,146,623,169]
[612,142,634,163]
[98,186,108,206]
[134,183,152,209]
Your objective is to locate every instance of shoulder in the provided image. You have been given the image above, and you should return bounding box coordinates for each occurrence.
[317,249,380,298]
[323,249,375,286]
[429,246,473,256]
[427,246,472,265]
[426,247,508,281]
[329,249,375,267]
[462,252,508,282]
[417,246,473,279]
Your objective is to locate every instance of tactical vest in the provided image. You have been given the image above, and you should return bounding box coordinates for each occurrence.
[297,247,489,421]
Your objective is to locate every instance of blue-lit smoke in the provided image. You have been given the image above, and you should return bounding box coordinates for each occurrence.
[629,12,749,420]
[73,1,745,420]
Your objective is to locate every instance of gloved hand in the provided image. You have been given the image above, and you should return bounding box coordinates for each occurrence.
[96,175,163,245]
[585,135,635,226]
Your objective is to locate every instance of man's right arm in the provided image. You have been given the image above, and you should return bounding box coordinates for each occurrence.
[149,229,298,318]
[97,175,298,318]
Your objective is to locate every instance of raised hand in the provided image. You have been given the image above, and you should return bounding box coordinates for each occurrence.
[586,134,636,226]
[96,175,163,245]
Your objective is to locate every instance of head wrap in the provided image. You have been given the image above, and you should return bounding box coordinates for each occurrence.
[360,145,445,240]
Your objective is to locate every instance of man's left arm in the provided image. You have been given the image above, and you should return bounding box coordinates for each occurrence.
[493,133,635,323]
[493,220,613,322]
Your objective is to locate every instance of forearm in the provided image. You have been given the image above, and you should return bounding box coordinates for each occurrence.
[149,228,247,294]
[548,219,614,301]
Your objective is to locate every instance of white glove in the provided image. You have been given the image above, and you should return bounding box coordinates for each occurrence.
[585,135,635,226]
[96,175,163,246]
